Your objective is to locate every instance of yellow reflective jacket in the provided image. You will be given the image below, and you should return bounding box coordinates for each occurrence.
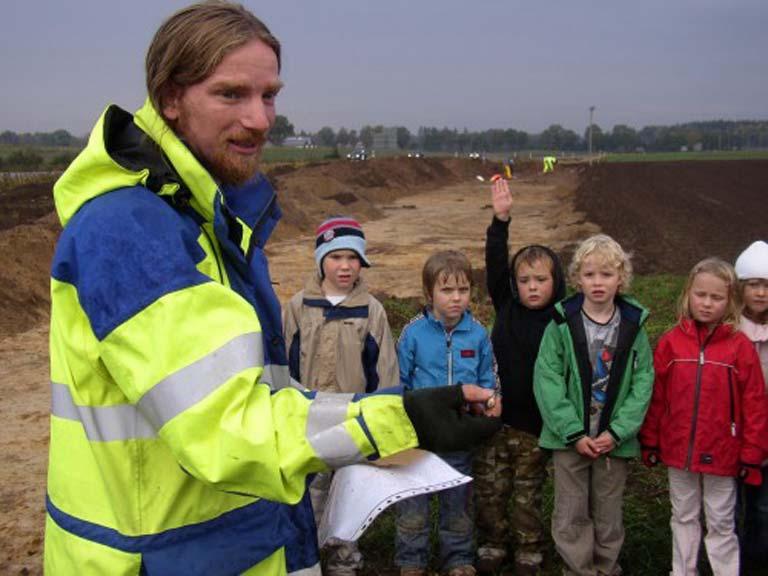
[45,100,418,575]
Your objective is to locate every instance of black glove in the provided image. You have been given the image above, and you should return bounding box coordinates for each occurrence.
[403,386,502,453]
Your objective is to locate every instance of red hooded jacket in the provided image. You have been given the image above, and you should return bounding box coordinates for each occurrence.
[640,318,768,477]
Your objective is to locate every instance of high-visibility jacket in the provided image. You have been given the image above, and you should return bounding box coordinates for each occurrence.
[45,99,418,575]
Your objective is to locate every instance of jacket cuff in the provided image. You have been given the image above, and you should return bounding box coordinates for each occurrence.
[490,215,511,229]
[565,431,586,446]
[607,426,621,445]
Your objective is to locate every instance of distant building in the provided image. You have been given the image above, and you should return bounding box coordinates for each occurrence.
[283,136,314,148]
[372,127,399,151]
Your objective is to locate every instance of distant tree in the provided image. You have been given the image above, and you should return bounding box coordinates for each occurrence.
[0,130,20,145]
[610,124,639,152]
[269,115,294,145]
[316,126,336,147]
[539,124,581,151]
[49,129,75,146]
[359,126,374,149]
[396,126,411,149]
[336,127,351,147]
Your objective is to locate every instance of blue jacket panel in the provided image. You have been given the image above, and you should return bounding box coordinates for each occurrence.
[397,309,497,391]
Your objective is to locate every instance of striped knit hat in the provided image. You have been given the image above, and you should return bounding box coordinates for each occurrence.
[315,216,371,272]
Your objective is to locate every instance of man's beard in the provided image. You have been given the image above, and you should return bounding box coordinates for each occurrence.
[203,135,264,186]
[173,111,266,186]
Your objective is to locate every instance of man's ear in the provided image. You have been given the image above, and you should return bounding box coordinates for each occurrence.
[160,83,182,122]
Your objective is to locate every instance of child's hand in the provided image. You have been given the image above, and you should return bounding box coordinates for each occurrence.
[575,436,600,459]
[594,432,616,454]
[491,177,512,221]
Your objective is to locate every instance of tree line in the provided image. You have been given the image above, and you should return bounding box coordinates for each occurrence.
[271,118,768,153]
[2,119,767,165]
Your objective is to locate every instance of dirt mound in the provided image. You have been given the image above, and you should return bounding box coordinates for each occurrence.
[267,156,497,240]
[0,180,56,231]
[574,160,768,274]
[0,157,499,340]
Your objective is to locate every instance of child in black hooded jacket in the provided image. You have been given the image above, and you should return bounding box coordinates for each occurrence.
[475,176,566,575]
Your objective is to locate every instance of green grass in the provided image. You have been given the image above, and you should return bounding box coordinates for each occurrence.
[369,274,766,575]
[605,150,768,162]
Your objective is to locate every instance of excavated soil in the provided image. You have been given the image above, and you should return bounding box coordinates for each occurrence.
[574,159,768,274]
[1,156,767,574]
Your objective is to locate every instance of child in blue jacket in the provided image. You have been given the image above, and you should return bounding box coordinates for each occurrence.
[395,250,500,576]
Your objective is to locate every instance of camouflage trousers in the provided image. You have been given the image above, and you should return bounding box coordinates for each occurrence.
[474,426,548,573]
[310,472,363,576]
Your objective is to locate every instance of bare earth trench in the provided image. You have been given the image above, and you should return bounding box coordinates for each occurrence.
[0,170,594,574]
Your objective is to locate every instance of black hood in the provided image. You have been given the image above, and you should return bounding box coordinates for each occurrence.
[508,244,567,308]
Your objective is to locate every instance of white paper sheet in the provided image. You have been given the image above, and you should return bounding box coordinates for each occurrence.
[317,449,472,546]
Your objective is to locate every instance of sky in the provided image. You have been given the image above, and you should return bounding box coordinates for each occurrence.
[2,0,767,137]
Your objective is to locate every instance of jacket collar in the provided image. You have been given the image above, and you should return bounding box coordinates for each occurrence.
[302,274,371,307]
[679,317,737,343]
[54,99,222,227]
[423,307,473,333]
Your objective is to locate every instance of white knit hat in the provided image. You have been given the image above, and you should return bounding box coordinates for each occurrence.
[735,240,768,280]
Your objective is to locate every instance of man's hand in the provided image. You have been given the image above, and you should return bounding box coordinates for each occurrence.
[491,177,512,221]
[463,384,502,417]
[574,436,601,459]
[403,385,502,453]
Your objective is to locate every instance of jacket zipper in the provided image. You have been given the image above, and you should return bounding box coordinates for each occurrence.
[728,369,736,437]
[446,330,453,386]
[200,224,225,283]
[684,329,714,470]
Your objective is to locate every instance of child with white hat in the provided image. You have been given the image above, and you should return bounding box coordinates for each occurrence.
[735,240,768,571]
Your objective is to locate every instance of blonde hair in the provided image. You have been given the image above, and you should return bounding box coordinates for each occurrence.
[422,250,472,303]
[146,1,281,116]
[678,257,741,326]
[568,234,633,293]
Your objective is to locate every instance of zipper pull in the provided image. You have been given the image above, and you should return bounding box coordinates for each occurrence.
[699,350,705,365]
[731,422,737,437]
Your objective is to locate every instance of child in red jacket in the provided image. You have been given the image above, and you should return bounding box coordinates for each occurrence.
[640,257,768,576]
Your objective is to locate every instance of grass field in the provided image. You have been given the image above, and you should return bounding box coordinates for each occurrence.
[373,274,766,576]
[604,150,768,163]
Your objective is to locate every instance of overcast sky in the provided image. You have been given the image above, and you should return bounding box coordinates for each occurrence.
[2,1,767,137]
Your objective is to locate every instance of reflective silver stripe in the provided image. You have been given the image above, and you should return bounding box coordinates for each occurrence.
[306,392,365,468]
[51,382,156,441]
[259,363,304,391]
[307,392,354,435]
[138,332,263,430]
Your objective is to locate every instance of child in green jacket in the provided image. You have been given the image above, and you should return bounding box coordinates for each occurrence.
[533,234,654,576]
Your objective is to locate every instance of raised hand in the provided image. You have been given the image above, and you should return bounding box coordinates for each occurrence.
[491,177,512,221]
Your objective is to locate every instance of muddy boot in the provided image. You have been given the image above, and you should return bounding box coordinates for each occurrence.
[476,546,506,574]
[445,566,476,576]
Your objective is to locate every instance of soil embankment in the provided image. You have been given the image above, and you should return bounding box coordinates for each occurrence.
[574,159,768,274]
